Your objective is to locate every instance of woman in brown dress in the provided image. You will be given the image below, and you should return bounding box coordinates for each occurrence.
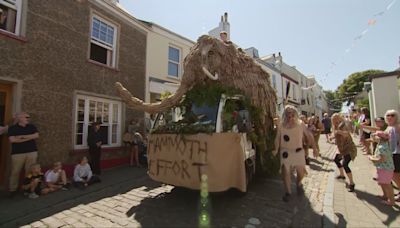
[331,113,357,192]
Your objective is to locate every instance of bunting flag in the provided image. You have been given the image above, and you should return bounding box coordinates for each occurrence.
[317,0,397,87]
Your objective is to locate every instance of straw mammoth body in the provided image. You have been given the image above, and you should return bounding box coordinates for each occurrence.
[115,35,277,133]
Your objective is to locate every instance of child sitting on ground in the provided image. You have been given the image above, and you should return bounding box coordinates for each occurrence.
[73,156,100,189]
[368,131,395,206]
[45,161,69,191]
[22,164,51,199]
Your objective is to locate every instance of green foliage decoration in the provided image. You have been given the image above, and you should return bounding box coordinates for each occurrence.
[152,82,278,176]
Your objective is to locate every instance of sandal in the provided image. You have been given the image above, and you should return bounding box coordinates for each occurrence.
[381,200,395,206]
[336,175,346,180]
[377,195,388,200]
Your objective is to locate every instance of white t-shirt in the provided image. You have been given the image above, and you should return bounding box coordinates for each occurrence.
[45,170,60,183]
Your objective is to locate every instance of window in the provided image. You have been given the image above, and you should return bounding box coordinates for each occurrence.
[0,0,22,35]
[292,84,297,100]
[90,15,117,67]
[272,74,277,89]
[168,46,180,77]
[75,95,122,148]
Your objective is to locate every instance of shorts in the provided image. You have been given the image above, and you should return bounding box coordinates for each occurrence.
[24,184,42,195]
[377,169,393,185]
[393,154,400,173]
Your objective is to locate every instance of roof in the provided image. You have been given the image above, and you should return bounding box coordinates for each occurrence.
[255,59,280,73]
[368,70,400,81]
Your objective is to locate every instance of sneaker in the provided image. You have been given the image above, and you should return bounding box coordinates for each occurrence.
[348,184,355,192]
[61,184,69,191]
[282,193,291,202]
[28,192,39,199]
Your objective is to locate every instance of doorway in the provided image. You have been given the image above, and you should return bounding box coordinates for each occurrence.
[0,83,13,189]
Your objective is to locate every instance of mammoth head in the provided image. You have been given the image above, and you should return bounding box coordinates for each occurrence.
[116,35,241,114]
[188,35,235,81]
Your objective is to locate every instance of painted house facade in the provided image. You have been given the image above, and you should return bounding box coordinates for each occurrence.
[140,21,195,103]
[262,53,301,108]
[0,0,148,187]
[365,70,400,125]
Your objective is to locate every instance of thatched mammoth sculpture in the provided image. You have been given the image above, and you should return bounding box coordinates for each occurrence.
[115,35,277,134]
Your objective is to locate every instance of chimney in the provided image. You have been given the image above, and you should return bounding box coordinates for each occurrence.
[224,12,228,22]
[275,52,282,70]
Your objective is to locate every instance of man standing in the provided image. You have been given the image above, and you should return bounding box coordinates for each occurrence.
[8,112,39,196]
[87,121,103,175]
[322,113,332,143]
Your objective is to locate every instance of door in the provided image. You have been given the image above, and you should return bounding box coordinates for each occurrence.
[0,83,13,188]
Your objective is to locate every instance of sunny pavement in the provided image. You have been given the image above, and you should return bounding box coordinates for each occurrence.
[333,135,400,228]
[1,137,342,228]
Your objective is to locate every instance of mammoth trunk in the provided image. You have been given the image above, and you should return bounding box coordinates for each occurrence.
[115,82,188,114]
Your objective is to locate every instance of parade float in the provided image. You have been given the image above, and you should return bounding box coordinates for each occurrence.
[115,35,278,192]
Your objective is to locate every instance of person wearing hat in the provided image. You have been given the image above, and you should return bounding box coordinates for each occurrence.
[87,121,103,175]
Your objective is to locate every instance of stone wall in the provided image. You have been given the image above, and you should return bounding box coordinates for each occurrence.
[0,0,146,166]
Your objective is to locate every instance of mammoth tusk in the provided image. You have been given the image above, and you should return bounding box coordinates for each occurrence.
[202,66,219,80]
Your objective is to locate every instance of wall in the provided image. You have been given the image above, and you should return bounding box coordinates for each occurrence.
[145,25,194,102]
[371,75,400,118]
[0,0,147,166]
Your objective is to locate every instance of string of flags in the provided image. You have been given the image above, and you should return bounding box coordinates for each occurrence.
[316,0,397,88]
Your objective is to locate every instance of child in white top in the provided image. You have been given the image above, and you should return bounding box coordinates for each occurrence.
[73,156,100,189]
[45,161,69,191]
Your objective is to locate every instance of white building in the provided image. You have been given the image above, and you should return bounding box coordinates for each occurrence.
[365,70,400,125]
[140,21,195,103]
[208,12,230,40]
[262,53,301,108]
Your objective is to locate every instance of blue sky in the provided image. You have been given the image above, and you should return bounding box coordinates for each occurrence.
[120,0,399,91]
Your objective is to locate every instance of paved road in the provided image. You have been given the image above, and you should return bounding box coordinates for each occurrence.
[1,138,336,228]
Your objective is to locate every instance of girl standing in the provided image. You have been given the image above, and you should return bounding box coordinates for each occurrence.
[331,113,357,192]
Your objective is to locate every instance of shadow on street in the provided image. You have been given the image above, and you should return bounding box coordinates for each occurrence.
[354,189,400,226]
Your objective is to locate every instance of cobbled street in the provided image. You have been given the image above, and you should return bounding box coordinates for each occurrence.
[1,138,336,228]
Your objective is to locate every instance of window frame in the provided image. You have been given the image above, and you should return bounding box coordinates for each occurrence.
[89,13,118,68]
[272,74,277,89]
[74,94,122,149]
[292,84,297,100]
[167,45,181,78]
[0,0,22,35]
